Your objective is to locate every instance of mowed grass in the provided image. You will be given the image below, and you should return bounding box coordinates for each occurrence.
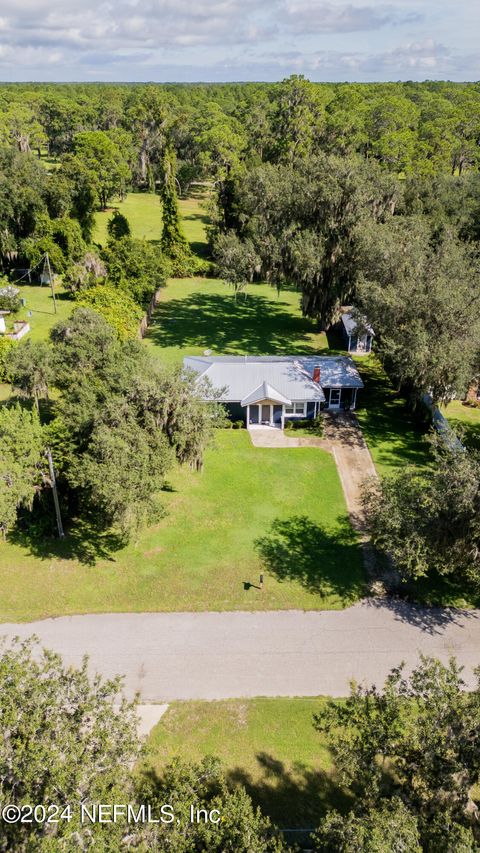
[93,189,210,253]
[144,697,352,830]
[354,356,430,476]
[9,282,73,342]
[144,278,330,367]
[94,192,163,245]
[441,400,480,450]
[0,431,365,622]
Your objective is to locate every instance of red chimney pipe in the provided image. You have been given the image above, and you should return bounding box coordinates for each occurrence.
[313,366,321,384]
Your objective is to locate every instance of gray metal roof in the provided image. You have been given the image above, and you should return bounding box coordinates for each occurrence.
[342,311,374,337]
[241,381,292,406]
[184,355,364,403]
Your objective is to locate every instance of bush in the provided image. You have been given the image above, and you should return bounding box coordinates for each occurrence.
[0,337,15,380]
[75,284,143,340]
[232,420,244,429]
[0,284,21,312]
[284,416,324,436]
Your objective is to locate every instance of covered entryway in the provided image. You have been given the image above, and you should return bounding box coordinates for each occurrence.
[249,404,259,424]
[241,380,292,429]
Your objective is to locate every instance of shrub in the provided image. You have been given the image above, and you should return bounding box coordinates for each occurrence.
[0,337,15,380]
[284,416,324,436]
[232,420,244,429]
[75,284,143,340]
[0,284,21,313]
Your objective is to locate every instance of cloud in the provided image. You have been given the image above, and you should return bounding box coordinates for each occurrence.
[0,0,275,52]
[0,0,476,81]
[281,2,420,35]
[210,40,480,82]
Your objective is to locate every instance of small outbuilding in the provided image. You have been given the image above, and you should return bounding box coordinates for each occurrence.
[341,312,374,355]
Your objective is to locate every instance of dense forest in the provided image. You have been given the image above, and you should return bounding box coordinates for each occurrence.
[0,78,479,405]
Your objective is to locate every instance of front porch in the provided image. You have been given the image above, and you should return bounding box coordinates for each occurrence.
[244,389,356,429]
[246,402,285,428]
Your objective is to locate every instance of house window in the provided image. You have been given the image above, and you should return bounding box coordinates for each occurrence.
[285,402,306,415]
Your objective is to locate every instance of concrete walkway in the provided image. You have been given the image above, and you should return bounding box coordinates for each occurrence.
[2,602,479,701]
[248,426,329,450]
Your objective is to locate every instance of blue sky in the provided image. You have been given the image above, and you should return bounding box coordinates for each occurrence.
[0,0,478,82]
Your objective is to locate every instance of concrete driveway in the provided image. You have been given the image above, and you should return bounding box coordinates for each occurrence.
[2,600,479,700]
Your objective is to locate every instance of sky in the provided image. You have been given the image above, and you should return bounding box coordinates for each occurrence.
[0,0,478,83]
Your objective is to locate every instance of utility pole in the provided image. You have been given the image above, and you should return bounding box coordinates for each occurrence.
[46,447,64,538]
[44,252,57,314]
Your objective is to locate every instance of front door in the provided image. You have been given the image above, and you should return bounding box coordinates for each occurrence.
[273,405,282,425]
[261,404,271,424]
[329,388,341,409]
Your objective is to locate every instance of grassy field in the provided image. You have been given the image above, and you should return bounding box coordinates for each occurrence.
[0,430,365,622]
[442,400,480,450]
[354,357,431,476]
[8,282,73,342]
[93,188,210,254]
[144,278,330,367]
[94,192,162,245]
[144,697,351,830]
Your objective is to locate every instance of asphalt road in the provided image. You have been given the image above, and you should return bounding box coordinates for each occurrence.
[2,600,479,700]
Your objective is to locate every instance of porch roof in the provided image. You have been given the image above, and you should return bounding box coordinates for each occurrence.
[241,381,292,407]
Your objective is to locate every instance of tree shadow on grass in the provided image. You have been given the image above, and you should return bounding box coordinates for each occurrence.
[10,515,127,567]
[146,290,322,357]
[227,752,353,830]
[255,515,366,605]
[355,359,430,470]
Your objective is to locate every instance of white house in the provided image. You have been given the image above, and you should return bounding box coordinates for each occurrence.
[184,355,364,428]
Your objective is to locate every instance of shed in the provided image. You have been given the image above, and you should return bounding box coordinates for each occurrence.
[341,312,374,355]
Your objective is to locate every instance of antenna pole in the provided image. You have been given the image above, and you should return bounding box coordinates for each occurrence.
[45,253,57,314]
[47,447,64,538]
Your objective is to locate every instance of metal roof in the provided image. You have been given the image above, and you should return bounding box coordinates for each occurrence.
[241,381,292,406]
[342,312,374,337]
[183,355,364,403]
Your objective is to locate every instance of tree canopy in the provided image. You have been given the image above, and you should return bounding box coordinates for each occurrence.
[313,656,480,852]
[0,637,287,852]
[364,436,480,588]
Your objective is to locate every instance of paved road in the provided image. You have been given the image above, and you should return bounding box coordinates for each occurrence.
[2,600,479,700]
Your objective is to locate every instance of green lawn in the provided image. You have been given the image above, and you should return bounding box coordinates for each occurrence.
[144,697,352,830]
[93,188,210,255]
[94,192,163,245]
[9,282,73,342]
[354,356,431,476]
[441,400,480,450]
[0,431,365,622]
[144,278,330,367]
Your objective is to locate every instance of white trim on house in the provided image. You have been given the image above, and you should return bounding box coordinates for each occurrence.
[329,388,342,409]
[184,355,364,426]
[341,312,374,355]
[284,402,306,416]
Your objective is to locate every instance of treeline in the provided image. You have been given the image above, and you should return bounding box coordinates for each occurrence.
[1,78,480,179]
